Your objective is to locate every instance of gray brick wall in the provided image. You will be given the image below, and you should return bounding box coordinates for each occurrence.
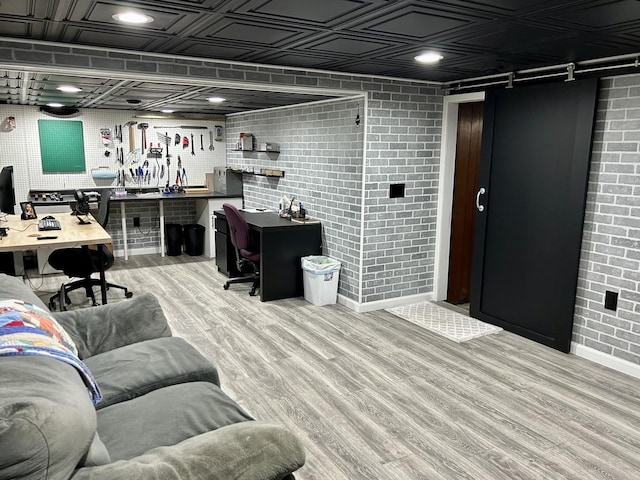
[362,86,442,302]
[226,99,364,300]
[109,200,198,254]
[575,74,640,365]
[227,85,442,304]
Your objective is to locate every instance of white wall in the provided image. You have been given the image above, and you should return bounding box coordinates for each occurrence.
[0,105,226,205]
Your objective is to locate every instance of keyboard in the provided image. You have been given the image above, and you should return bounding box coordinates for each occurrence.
[38,217,61,231]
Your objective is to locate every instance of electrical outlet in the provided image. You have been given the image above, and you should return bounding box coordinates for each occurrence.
[133,217,140,227]
[604,290,618,311]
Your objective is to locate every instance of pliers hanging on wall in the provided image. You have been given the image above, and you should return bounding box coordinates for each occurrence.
[175,156,187,185]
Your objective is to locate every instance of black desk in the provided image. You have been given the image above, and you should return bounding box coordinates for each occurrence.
[214,211,322,301]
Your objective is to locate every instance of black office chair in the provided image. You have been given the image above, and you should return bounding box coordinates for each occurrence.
[48,189,132,311]
[222,203,260,296]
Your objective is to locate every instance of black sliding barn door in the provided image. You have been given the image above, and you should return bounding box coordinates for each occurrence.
[470,79,598,352]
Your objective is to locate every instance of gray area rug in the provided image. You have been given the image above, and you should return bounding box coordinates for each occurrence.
[386,301,502,343]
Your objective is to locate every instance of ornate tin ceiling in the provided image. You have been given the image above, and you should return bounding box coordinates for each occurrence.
[1,0,639,113]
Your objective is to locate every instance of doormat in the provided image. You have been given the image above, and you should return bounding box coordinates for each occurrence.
[386,302,502,343]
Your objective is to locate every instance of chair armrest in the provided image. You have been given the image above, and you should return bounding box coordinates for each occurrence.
[70,421,305,480]
[55,294,172,359]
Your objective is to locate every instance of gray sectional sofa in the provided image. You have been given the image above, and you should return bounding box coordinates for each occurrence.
[0,274,304,479]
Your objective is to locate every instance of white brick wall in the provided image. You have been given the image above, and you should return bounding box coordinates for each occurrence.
[575,74,640,365]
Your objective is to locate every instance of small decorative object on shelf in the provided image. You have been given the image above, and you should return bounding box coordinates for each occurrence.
[256,142,280,153]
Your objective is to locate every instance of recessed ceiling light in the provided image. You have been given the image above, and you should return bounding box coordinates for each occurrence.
[415,52,444,64]
[57,85,82,93]
[207,96,225,103]
[112,11,154,24]
[47,103,64,108]
[161,109,174,113]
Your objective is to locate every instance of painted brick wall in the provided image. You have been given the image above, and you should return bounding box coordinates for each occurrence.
[574,74,640,365]
[227,85,443,304]
[226,98,364,300]
[109,199,198,254]
[363,84,442,302]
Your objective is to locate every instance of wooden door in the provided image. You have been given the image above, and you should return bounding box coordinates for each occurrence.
[447,102,483,304]
[470,79,598,352]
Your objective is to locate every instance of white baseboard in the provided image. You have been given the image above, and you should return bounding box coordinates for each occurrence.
[338,292,435,313]
[571,342,640,380]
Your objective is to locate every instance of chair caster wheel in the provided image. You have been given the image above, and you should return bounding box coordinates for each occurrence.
[249,290,257,296]
[223,284,229,290]
[125,291,133,298]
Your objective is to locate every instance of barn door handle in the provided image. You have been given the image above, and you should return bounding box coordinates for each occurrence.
[476,187,486,212]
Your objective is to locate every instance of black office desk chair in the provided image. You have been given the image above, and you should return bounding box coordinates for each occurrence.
[48,189,132,311]
[222,203,260,296]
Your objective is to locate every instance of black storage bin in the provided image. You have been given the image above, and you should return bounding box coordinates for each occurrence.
[183,223,205,256]
[165,223,183,256]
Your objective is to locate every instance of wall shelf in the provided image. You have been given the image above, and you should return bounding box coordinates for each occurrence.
[243,171,285,178]
[228,167,284,178]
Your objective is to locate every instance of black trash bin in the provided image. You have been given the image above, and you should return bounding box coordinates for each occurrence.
[165,223,183,256]
[183,223,205,256]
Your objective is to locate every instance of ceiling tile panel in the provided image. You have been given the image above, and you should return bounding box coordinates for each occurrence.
[552,0,640,28]
[454,24,565,50]
[208,21,299,44]
[73,29,160,50]
[81,1,188,31]
[0,20,30,36]
[308,37,392,55]
[175,42,255,59]
[363,7,473,38]
[261,53,341,68]
[0,2,31,16]
[251,0,371,23]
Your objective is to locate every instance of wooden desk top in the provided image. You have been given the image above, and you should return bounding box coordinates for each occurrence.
[0,213,112,252]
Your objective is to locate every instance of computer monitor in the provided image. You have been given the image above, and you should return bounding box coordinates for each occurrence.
[0,166,15,215]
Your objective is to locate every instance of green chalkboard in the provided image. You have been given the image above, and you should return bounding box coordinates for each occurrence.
[38,119,86,172]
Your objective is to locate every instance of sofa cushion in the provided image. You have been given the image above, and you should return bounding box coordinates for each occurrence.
[84,336,220,410]
[97,381,254,462]
[80,433,111,467]
[0,274,49,312]
[0,357,96,480]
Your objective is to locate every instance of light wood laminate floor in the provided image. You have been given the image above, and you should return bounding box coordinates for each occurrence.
[31,254,640,480]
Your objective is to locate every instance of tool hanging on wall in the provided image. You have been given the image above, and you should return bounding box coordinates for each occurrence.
[125,121,137,152]
[182,136,188,149]
[115,125,122,143]
[175,133,181,145]
[100,128,112,147]
[153,125,209,130]
[209,130,215,151]
[191,134,195,155]
[175,156,188,186]
[200,134,204,151]
[138,123,149,155]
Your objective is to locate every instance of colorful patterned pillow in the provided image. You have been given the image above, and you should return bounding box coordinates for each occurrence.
[0,299,102,405]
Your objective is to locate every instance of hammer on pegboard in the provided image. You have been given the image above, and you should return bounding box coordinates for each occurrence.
[125,121,137,152]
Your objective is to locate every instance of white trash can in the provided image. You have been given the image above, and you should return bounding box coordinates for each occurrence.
[301,255,341,306]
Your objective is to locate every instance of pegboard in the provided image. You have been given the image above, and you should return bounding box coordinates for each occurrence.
[0,105,227,204]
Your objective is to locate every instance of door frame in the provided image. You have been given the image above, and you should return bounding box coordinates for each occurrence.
[434,91,485,301]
